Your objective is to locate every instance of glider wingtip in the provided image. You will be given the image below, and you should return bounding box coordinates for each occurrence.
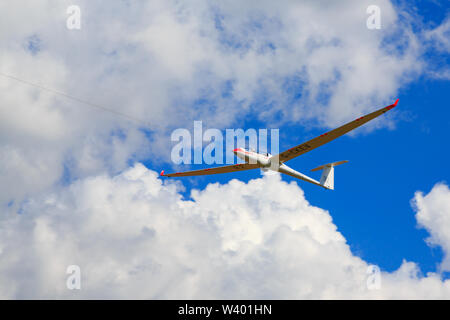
[160,170,165,176]
[385,98,399,110]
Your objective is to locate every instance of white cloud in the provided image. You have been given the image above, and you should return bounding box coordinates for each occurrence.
[1,164,449,299]
[425,17,450,53]
[413,183,450,272]
[424,16,450,79]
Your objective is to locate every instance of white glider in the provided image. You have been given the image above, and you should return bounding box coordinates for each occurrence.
[161,99,399,190]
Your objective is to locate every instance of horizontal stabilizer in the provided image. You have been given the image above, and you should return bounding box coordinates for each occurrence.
[311,160,349,172]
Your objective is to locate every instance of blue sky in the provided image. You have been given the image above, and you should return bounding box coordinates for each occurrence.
[149,3,450,278]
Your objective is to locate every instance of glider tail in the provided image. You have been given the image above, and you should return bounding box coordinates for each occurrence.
[310,160,349,190]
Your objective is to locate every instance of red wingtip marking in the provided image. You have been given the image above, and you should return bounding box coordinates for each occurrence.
[385,98,399,110]
[160,170,164,176]
[233,148,241,152]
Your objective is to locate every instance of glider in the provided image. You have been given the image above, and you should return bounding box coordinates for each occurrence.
[161,99,399,190]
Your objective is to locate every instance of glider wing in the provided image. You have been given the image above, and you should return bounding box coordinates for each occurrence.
[160,163,260,177]
[274,99,399,163]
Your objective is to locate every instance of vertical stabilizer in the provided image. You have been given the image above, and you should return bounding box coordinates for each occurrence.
[311,160,348,190]
[320,166,334,190]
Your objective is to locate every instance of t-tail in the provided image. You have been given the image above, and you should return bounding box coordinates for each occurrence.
[310,160,349,190]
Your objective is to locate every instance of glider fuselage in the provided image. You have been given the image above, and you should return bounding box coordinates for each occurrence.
[233,147,323,187]
[233,148,271,167]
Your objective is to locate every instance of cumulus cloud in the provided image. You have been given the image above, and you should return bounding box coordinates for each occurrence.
[413,183,450,272]
[0,164,449,299]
